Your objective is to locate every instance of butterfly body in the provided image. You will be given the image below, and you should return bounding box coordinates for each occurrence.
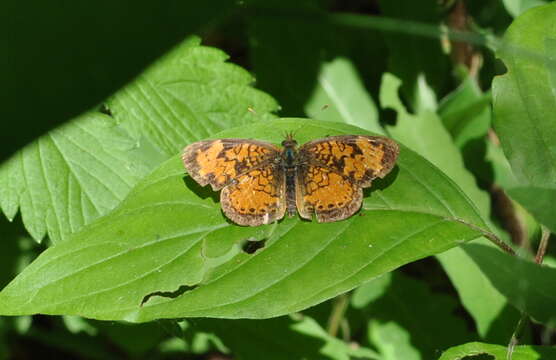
[182,134,399,226]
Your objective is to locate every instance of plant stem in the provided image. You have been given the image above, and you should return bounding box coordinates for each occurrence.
[452,217,515,255]
[327,293,349,338]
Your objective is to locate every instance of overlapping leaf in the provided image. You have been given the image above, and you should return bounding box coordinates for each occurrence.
[492,3,556,232]
[0,113,151,243]
[380,73,518,338]
[0,119,490,321]
[108,36,279,156]
[465,243,556,326]
[305,57,382,134]
[0,37,279,244]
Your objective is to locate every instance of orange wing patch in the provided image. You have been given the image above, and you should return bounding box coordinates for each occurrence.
[296,166,362,222]
[221,166,286,226]
[299,135,399,186]
[182,139,279,190]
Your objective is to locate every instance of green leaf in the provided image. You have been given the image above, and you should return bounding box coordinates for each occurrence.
[353,272,471,360]
[196,316,380,360]
[464,243,556,327]
[492,3,556,231]
[305,57,383,134]
[506,186,556,232]
[0,119,488,321]
[1,36,279,244]
[438,77,491,148]
[108,36,279,156]
[382,73,489,213]
[0,113,151,244]
[438,341,556,360]
[380,73,519,339]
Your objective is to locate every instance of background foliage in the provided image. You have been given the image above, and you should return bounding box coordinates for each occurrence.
[1,0,556,359]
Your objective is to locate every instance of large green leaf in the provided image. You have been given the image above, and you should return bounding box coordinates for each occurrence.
[0,119,489,321]
[1,37,279,244]
[108,36,279,156]
[492,3,556,232]
[438,341,556,360]
[380,73,519,339]
[0,113,152,244]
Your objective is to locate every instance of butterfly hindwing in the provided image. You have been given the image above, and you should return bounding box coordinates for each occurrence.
[295,164,362,222]
[221,165,287,226]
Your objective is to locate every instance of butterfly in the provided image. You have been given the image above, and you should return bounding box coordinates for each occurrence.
[182,134,399,226]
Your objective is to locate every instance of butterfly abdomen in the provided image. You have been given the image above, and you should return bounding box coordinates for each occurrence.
[285,168,297,216]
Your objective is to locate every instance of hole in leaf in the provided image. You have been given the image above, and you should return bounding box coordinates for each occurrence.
[461,354,495,360]
[140,284,198,306]
[241,237,267,254]
[99,104,112,116]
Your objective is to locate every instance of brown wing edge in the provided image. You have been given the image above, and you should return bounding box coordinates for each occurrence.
[182,140,218,189]
[316,187,362,223]
[367,136,399,180]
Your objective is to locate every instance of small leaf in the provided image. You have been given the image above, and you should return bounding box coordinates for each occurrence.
[502,0,550,17]
[305,57,383,134]
[379,0,448,112]
[0,119,488,321]
[439,341,556,360]
[0,113,151,243]
[438,76,491,148]
[108,36,279,156]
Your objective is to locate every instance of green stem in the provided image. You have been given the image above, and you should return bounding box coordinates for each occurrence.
[327,293,349,338]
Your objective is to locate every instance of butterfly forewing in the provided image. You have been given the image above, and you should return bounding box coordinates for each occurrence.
[298,135,399,187]
[182,139,281,191]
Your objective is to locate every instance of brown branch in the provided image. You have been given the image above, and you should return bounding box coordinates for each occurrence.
[535,226,550,264]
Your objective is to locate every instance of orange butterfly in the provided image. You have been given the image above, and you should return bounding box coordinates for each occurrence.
[182,134,399,226]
